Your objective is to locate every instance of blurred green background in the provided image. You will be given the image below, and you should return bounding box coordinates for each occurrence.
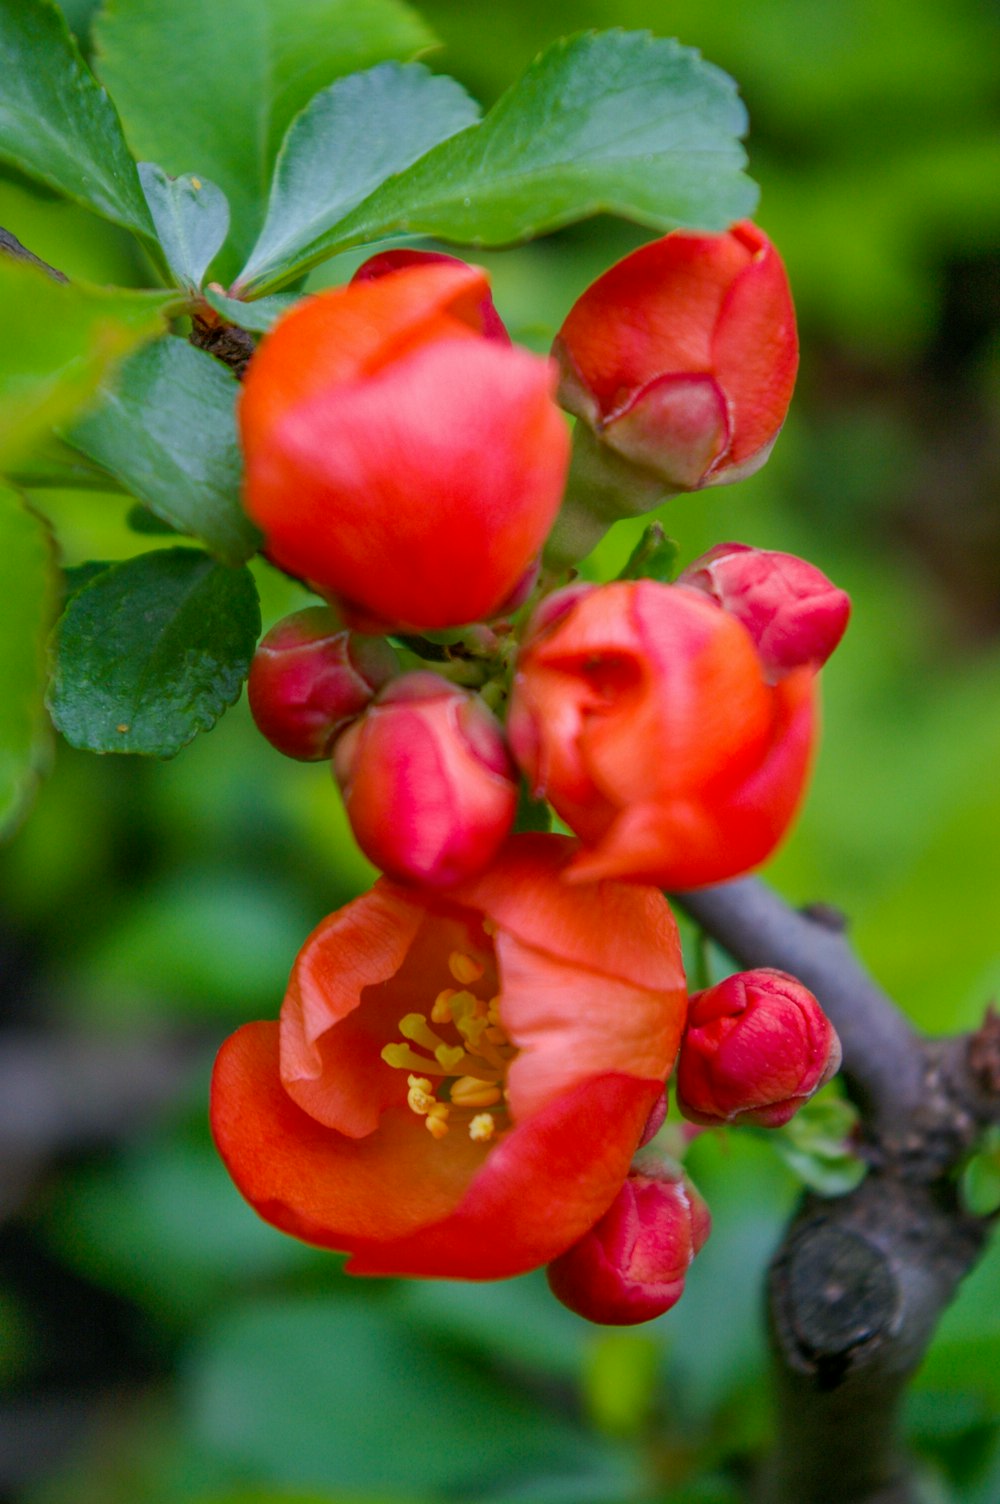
[1,0,999,1501]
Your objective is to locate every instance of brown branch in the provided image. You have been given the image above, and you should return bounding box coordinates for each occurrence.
[673,878,1000,1504]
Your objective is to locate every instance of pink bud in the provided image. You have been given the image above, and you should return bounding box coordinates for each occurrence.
[547,1162,711,1325]
[676,968,842,1129]
[332,672,518,887]
[248,607,398,760]
[351,249,511,344]
[678,544,850,681]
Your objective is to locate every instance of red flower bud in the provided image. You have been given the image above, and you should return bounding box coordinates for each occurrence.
[240,260,569,631]
[352,249,511,344]
[248,607,398,760]
[547,1161,711,1325]
[333,672,518,888]
[555,222,797,490]
[678,543,850,681]
[508,579,816,889]
[676,968,842,1128]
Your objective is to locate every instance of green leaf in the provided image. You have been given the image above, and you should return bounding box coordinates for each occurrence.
[138,163,229,289]
[236,64,479,294]
[202,287,301,333]
[618,522,681,584]
[0,0,152,236]
[769,1093,868,1197]
[48,547,260,757]
[961,1153,1000,1218]
[93,0,437,266]
[0,259,176,469]
[0,486,58,838]
[315,31,757,258]
[63,337,260,565]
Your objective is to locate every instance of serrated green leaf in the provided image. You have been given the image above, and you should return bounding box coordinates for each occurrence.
[93,0,437,268]
[0,257,176,469]
[47,548,260,757]
[0,486,58,838]
[236,64,479,294]
[63,337,260,564]
[202,288,301,333]
[316,31,757,259]
[138,163,229,289]
[0,0,152,236]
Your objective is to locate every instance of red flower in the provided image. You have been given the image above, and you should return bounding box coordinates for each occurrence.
[248,607,398,761]
[211,835,687,1279]
[239,260,569,631]
[547,1160,711,1325]
[351,248,511,344]
[678,543,850,683]
[332,672,518,888]
[555,221,798,490]
[676,968,842,1128]
[508,580,816,889]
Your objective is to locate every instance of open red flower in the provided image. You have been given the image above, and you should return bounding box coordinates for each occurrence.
[508,580,817,889]
[555,221,798,490]
[211,835,687,1279]
[239,259,568,631]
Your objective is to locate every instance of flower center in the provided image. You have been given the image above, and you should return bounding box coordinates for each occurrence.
[381,942,515,1142]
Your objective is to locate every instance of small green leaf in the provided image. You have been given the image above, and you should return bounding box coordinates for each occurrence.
[319,32,757,257]
[93,0,437,267]
[138,163,230,289]
[582,1331,659,1438]
[63,336,260,565]
[618,522,681,584]
[236,64,479,294]
[0,0,152,236]
[202,287,301,333]
[48,547,260,757]
[0,486,58,838]
[961,1153,1000,1218]
[0,258,176,469]
[769,1094,868,1197]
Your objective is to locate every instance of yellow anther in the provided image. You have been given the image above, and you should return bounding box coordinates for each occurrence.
[449,951,485,985]
[446,990,478,1023]
[431,988,457,1024]
[407,1074,432,1092]
[407,1081,436,1115]
[425,1105,450,1140]
[381,1043,449,1076]
[456,1012,488,1048]
[450,1076,502,1109]
[483,1026,508,1045]
[486,997,502,1025]
[399,1013,445,1053]
[434,1043,467,1073]
[469,1113,496,1143]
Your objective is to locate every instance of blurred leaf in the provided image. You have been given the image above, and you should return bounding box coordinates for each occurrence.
[0,0,152,235]
[321,33,757,256]
[0,486,58,837]
[126,504,177,535]
[48,547,260,757]
[960,1135,1000,1218]
[93,0,437,267]
[186,1298,622,1497]
[767,1090,868,1197]
[202,288,301,332]
[236,64,480,293]
[138,163,230,289]
[46,1135,316,1319]
[0,258,175,467]
[583,1331,659,1438]
[64,337,260,564]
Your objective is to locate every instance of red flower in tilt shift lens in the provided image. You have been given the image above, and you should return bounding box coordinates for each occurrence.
[211,835,688,1278]
[508,580,816,890]
[239,259,569,631]
[555,221,798,490]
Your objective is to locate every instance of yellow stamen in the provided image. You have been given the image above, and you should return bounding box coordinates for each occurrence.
[425,1105,450,1140]
[434,1043,468,1073]
[469,1113,495,1142]
[449,951,485,985]
[431,988,457,1024]
[381,1043,450,1075]
[450,1076,502,1109]
[399,1013,446,1053]
[407,1082,436,1115]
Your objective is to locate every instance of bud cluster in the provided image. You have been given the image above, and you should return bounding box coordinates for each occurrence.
[215,227,848,1324]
